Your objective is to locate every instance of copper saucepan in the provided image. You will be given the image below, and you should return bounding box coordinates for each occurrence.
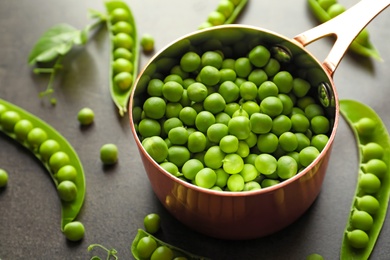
[129,0,390,240]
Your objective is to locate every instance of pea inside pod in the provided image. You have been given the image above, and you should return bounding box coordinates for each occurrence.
[340,99,390,259]
[307,0,381,60]
[131,229,210,260]
[0,99,86,240]
[105,0,139,116]
[199,0,248,29]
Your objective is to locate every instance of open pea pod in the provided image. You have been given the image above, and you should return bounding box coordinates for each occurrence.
[105,0,139,116]
[131,229,211,260]
[0,98,86,230]
[307,0,381,60]
[340,99,390,259]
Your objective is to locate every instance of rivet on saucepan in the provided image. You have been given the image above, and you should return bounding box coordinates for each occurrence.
[271,45,292,63]
[318,82,332,107]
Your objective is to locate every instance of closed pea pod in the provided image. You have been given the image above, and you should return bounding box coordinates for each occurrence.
[0,99,86,240]
[105,0,139,116]
[340,100,390,259]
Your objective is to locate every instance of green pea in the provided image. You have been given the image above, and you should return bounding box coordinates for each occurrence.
[235,57,252,78]
[138,119,161,138]
[351,210,374,231]
[311,115,330,134]
[100,143,118,165]
[223,153,244,174]
[361,142,384,161]
[356,195,380,215]
[292,78,311,98]
[328,3,346,18]
[291,113,310,133]
[143,136,168,163]
[248,69,267,86]
[263,58,280,77]
[203,93,226,114]
[151,246,175,260]
[114,71,133,91]
[258,81,279,100]
[279,132,298,152]
[187,131,207,153]
[207,123,228,143]
[160,162,179,176]
[137,236,157,259]
[239,81,258,100]
[163,117,183,134]
[227,173,245,191]
[347,229,369,249]
[273,71,293,93]
[27,127,48,148]
[311,134,329,152]
[354,117,376,137]
[250,112,273,134]
[261,179,280,188]
[271,115,292,136]
[110,7,130,23]
[359,173,381,194]
[14,119,34,140]
[278,94,294,115]
[215,112,231,126]
[143,97,166,120]
[182,159,203,180]
[0,168,9,188]
[195,111,215,133]
[113,47,133,60]
[144,213,161,234]
[207,11,226,26]
[201,51,223,69]
[195,168,217,189]
[361,159,387,179]
[248,45,270,67]
[306,253,324,260]
[165,103,183,118]
[164,74,183,85]
[255,154,277,175]
[199,65,221,86]
[167,146,190,168]
[260,96,283,117]
[77,107,95,125]
[257,133,279,153]
[228,116,251,140]
[180,51,201,73]
[299,146,320,167]
[162,81,184,103]
[277,155,298,179]
[140,33,154,52]
[217,0,235,18]
[49,151,70,173]
[240,164,259,182]
[204,146,225,169]
[1,110,21,132]
[57,165,77,183]
[113,32,134,49]
[57,180,78,202]
[112,20,133,35]
[63,221,85,241]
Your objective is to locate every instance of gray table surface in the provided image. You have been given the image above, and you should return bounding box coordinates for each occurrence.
[1,0,390,259]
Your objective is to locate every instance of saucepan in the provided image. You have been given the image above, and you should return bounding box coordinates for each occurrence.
[129,0,389,240]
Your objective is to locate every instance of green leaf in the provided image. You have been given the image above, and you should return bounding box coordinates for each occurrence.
[28,23,84,65]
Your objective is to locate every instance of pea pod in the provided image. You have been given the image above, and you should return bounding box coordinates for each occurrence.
[307,0,381,60]
[131,229,211,260]
[340,99,390,259]
[199,0,248,29]
[0,99,86,235]
[105,0,139,116]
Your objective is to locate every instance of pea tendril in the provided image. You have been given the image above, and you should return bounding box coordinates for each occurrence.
[88,244,119,260]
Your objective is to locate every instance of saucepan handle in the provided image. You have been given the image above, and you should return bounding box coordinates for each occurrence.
[293,0,390,76]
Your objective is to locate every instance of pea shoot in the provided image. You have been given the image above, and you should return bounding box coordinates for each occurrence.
[28,10,107,103]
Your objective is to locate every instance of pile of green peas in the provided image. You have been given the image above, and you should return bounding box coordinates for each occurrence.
[198,0,248,29]
[133,42,332,192]
[0,99,85,241]
[340,100,390,256]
